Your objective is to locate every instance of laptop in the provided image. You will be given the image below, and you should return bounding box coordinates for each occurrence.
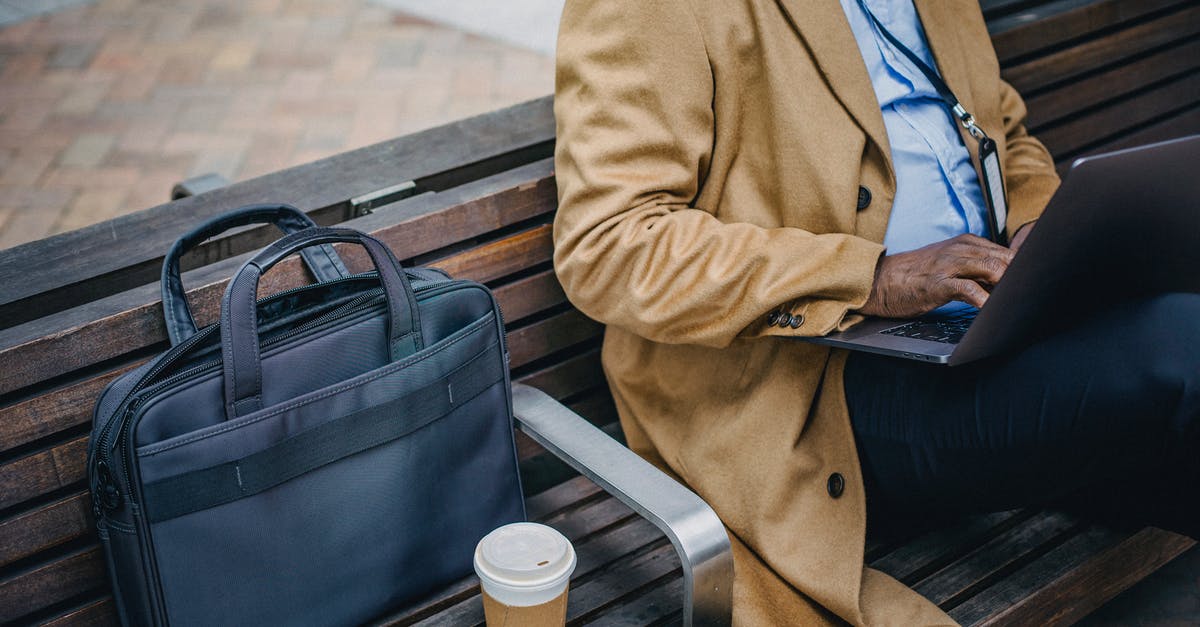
[801,134,1200,366]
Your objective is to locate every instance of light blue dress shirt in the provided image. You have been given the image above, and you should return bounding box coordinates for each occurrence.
[839,0,991,255]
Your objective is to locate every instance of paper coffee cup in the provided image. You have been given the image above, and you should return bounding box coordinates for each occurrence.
[474,522,577,627]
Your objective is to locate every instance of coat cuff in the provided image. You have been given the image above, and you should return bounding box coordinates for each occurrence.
[745,237,884,339]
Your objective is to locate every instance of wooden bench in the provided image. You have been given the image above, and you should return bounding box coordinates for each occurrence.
[2,0,1198,624]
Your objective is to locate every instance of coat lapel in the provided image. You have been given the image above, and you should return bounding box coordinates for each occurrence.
[774,0,891,167]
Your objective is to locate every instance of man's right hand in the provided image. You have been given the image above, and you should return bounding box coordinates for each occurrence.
[858,234,1015,318]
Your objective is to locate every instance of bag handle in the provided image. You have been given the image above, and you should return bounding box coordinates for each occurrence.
[161,204,350,346]
[220,227,423,419]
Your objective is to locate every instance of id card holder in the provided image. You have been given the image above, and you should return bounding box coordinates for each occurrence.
[978,137,1009,246]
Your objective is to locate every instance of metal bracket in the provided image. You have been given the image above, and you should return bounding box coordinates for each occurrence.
[171,173,231,200]
[349,181,418,217]
[512,383,734,626]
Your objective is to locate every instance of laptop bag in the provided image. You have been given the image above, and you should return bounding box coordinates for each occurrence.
[88,205,525,625]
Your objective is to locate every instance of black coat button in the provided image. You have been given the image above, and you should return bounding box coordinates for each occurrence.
[767,311,781,326]
[827,472,845,498]
[789,314,804,329]
[856,186,872,211]
[780,314,795,328]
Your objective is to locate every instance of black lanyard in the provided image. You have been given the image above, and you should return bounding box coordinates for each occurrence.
[860,2,1009,244]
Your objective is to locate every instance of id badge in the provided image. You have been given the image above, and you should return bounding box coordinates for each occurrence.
[978,137,1009,245]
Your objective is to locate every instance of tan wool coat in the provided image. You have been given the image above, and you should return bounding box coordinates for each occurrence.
[552,0,1061,624]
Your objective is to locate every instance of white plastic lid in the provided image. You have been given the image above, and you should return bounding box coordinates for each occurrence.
[473,523,577,607]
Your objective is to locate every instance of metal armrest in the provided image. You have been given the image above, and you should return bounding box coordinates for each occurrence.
[512,383,733,627]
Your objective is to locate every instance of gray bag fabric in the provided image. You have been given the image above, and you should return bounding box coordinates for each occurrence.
[89,207,524,626]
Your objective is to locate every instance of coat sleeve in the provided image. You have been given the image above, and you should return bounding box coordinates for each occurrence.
[552,0,884,349]
[997,78,1060,238]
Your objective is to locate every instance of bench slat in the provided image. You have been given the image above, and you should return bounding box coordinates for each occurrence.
[1037,71,1200,158]
[495,269,568,324]
[870,510,1031,585]
[0,436,88,511]
[588,575,683,627]
[953,527,1194,626]
[1073,103,1200,160]
[912,511,1079,608]
[0,545,106,624]
[518,347,604,401]
[1025,37,1200,129]
[0,493,91,568]
[40,597,116,627]
[1001,4,1200,94]
[508,309,604,371]
[431,224,553,284]
[989,0,1188,63]
[0,368,131,454]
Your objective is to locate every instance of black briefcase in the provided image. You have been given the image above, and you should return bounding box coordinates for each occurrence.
[88,205,525,625]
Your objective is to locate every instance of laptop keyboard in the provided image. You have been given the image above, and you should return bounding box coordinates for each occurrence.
[880,309,978,344]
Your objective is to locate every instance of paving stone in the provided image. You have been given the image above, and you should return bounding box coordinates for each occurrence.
[56,132,114,167]
[0,0,556,248]
[0,148,56,185]
[55,185,127,231]
[0,185,75,247]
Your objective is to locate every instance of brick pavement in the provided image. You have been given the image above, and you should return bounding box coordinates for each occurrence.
[0,0,554,249]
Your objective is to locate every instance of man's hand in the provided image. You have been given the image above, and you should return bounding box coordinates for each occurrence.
[859,234,1015,318]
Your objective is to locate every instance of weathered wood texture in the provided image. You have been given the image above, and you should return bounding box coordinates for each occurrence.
[2,1,1198,624]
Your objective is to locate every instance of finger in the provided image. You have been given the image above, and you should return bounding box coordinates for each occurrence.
[943,278,989,309]
[954,253,1011,286]
[950,234,1016,262]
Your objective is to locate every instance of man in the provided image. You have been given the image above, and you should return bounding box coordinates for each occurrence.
[552,0,1198,624]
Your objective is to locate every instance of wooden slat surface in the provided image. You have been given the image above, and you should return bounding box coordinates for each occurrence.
[508,309,604,370]
[0,435,88,510]
[913,512,1080,608]
[0,97,555,328]
[40,597,117,627]
[0,545,106,624]
[0,492,92,567]
[1024,37,1200,129]
[1001,4,1200,94]
[0,368,132,453]
[1070,104,1200,161]
[870,510,1030,585]
[989,0,1189,62]
[953,527,1195,626]
[1036,72,1200,158]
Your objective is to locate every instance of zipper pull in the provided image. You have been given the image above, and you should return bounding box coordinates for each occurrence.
[95,461,123,512]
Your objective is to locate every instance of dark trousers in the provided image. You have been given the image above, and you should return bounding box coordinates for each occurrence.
[844,293,1200,539]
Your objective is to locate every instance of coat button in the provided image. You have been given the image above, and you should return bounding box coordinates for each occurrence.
[788,314,804,329]
[827,473,845,498]
[856,186,872,211]
[779,314,795,328]
[767,311,782,326]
